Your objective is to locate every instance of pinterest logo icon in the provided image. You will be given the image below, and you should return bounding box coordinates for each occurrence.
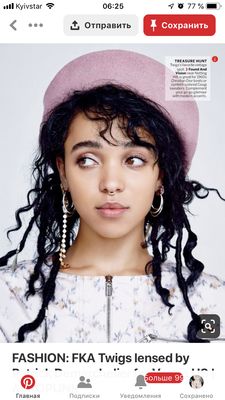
[21,375,35,389]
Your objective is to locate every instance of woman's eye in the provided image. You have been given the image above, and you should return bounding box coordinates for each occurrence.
[77,157,97,167]
[126,156,146,166]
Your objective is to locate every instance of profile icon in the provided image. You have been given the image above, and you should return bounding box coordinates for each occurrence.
[77,376,92,388]
[189,375,204,389]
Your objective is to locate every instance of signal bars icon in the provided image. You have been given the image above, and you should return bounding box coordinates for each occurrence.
[3,2,55,10]
[46,2,55,9]
[3,2,14,9]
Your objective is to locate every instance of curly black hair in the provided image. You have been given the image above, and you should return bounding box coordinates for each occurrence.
[0,83,224,343]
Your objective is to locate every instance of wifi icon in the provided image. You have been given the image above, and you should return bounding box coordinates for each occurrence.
[46,2,54,9]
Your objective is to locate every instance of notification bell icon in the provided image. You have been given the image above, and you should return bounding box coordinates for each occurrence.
[135,375,146,388]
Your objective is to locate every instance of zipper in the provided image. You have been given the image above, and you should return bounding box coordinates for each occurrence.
[139,334,225,343]
[138,333,187,343]
[105,275,113,343]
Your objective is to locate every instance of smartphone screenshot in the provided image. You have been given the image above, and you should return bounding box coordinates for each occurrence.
[0,0,224,398]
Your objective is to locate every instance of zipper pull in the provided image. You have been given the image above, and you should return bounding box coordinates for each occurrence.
[105,275,113,343]
[138,333,158,343]
[105,275,113,296]
[139,334,187,343]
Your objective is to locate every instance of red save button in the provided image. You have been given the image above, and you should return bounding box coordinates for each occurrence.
[144,14,215,36]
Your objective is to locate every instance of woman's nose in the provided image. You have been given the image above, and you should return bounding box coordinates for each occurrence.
[99,166,125,194]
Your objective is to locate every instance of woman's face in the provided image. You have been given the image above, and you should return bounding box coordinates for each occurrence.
[191,376,203,389]
[57,112,162,240]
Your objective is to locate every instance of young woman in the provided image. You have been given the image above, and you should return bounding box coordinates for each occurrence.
[189,375,204,389]
[0,50,224,343]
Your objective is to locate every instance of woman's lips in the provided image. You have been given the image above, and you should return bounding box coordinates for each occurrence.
[96,202,129,218]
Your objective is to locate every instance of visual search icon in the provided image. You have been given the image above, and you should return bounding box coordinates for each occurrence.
[197,314,220,339]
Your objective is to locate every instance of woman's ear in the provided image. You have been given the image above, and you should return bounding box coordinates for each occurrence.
[56,157,68,190]
[156,169,164,193]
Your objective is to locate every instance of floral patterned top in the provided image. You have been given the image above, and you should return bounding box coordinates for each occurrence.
[0,260,224,343]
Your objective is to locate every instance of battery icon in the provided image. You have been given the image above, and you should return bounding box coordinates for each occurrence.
[206,3,222,9]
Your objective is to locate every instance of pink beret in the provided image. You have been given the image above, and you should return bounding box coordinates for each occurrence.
[43,49,199,168]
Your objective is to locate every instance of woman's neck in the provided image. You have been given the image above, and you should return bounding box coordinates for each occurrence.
[62,222,152,276]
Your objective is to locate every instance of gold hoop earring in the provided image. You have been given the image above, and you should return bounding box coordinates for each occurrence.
[150,187,164,217]
[59,187,75,269]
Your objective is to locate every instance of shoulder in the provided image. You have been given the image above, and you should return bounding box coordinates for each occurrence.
[0,258,54,302]
[0,258,52,286]
[0,260,35,291]
[0,260,40,314]
[0,260,45,342]
[160,260,225,293]
[160,260,225,322]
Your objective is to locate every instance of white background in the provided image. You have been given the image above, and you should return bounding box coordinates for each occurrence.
[0,43,224,278]
[0,342,223,399]
[0,0,225,44]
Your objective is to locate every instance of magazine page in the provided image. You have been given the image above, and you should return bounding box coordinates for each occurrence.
[0,1,224,398]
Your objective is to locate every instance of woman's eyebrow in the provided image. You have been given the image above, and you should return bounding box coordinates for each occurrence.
[124,141,156,151]
[71,139,156,153]
[71,140,102,153]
